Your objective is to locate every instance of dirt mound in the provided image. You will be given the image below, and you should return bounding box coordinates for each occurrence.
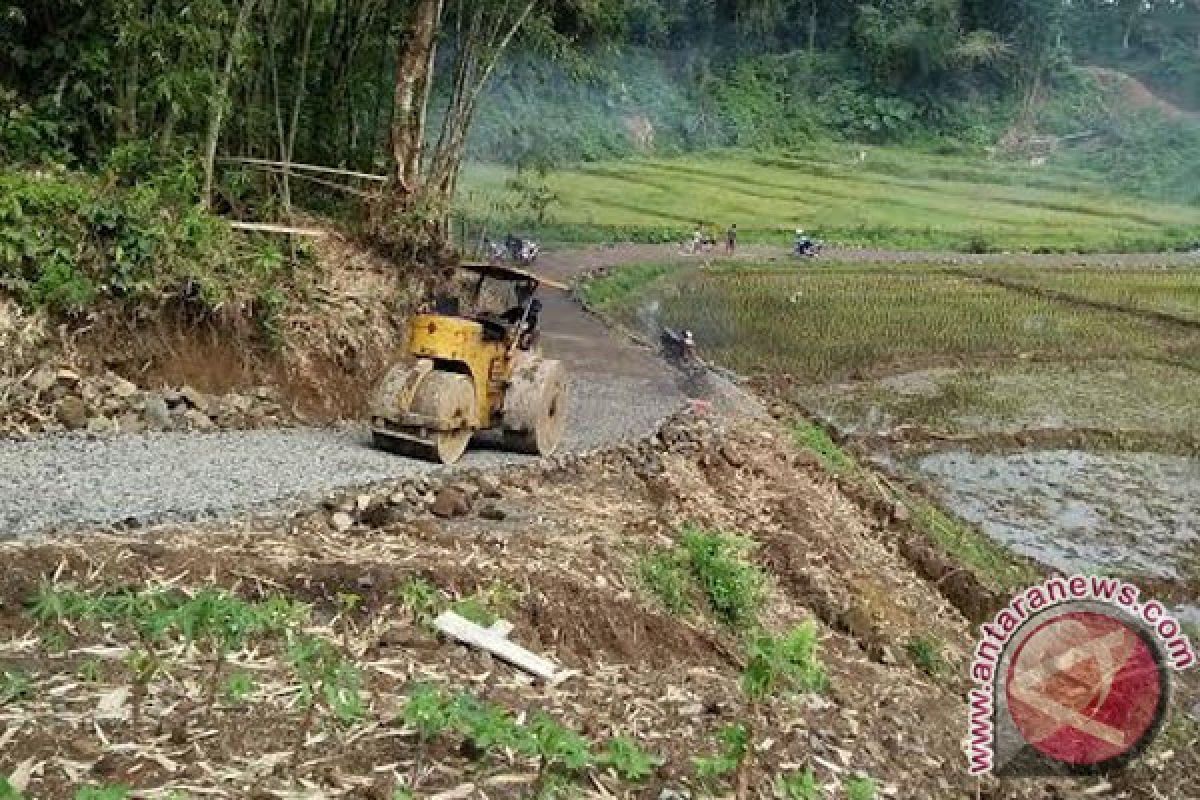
[1082,66,1200,122]
[0,226,416,436]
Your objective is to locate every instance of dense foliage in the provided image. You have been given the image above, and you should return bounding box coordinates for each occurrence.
[4,1,1197,173]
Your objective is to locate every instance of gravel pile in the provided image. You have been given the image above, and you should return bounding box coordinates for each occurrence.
[0,374,683,538]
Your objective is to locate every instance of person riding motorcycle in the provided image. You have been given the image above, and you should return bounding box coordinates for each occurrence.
[793,228,821,257]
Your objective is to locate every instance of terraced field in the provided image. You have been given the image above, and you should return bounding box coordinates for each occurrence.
[463,145,1200,252]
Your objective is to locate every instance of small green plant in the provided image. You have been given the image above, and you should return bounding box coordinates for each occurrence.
[681,527,765,628]
[396,576,444,627]
[742,623,828,701]
[693,723,749,785]
[906,635,946,677]
[124,647,162,728]
[843,775,877,800]
[76,658,103,683]
[287,633,365,762]
[450,693,525,755]
[74,787,130,800]
[525,713,593,795]
[224,671,257,705]
[598,736,662,782]
[637,551,692,615]
[401,683,455,787]
[777,768,821,800]
[0,776,25,799]
[391,788,414,800]
[0,668,33,703]
[450,596,497,627]
[40,627,69,654]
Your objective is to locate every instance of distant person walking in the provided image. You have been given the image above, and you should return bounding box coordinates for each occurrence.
[726,223,737,254]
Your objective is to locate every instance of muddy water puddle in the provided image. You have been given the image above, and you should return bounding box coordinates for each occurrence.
[915,450,1199,596]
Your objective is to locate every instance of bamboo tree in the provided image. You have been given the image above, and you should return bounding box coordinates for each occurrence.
[202,0,260,210]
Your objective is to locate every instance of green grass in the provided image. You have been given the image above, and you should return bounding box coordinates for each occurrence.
[461,145,1199,252]
[579,262,674,308]
[984,268,1200,323]
[604,265,1200,383]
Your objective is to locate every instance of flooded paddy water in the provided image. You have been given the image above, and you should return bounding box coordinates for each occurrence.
[801,361,1200,619]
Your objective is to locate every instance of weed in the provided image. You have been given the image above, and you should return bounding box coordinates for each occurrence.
[526,713,594,795]
[742,623,828,701]
[401,683,454,788]
[287,633,365,761]
[76,659,103,684]
[451,582,519,627]
[396,576,444,627]
[40,628,69,654]
[0,776,24,799]
[74,788,129,800]
[392,788,414,800]
[224,671,257,705]
[906,636,946,678]
[450,596,498,627]
[693,723,749,785]
[776,768,821,800]
[843,775,877,800]
[0,669,32,703]
[637,551,693,615]
[681,527,765,628]
[450,693,526,754]
[580,262,673,309]
[791,421,856,475]
[598,736,663,782]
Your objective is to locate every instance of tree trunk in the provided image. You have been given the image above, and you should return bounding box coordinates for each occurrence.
[425,0,538,211]
[202,0,259,211]
[808,1,818,52]
[389,0,444,194]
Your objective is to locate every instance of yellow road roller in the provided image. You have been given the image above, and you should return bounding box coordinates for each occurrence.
[370,262,569,464]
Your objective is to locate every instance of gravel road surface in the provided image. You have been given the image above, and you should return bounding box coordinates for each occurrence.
[1,250,686,538]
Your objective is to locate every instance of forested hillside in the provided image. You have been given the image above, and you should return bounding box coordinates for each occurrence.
[2,0,1198,304]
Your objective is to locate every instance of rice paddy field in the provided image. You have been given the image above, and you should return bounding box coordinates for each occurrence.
[461,145,1200,252]
[582,258,1200,616]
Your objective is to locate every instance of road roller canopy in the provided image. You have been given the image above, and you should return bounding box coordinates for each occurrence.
[458,262,569,291]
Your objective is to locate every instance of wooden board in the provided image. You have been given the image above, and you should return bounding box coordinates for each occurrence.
[433,610,558,680]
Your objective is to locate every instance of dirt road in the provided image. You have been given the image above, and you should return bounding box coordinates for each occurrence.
[0,253,686,538]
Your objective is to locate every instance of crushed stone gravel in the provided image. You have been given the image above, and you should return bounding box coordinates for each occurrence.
[0,374,683,537]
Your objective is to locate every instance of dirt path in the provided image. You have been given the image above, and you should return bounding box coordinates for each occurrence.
[0,254,686,539]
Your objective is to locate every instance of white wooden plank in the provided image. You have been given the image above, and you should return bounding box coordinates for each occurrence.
[434,611,558,680]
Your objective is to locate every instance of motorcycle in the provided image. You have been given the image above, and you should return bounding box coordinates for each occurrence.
[792,233,823,258]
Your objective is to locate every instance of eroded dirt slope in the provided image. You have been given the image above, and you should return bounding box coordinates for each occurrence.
[1,411,1194,799]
